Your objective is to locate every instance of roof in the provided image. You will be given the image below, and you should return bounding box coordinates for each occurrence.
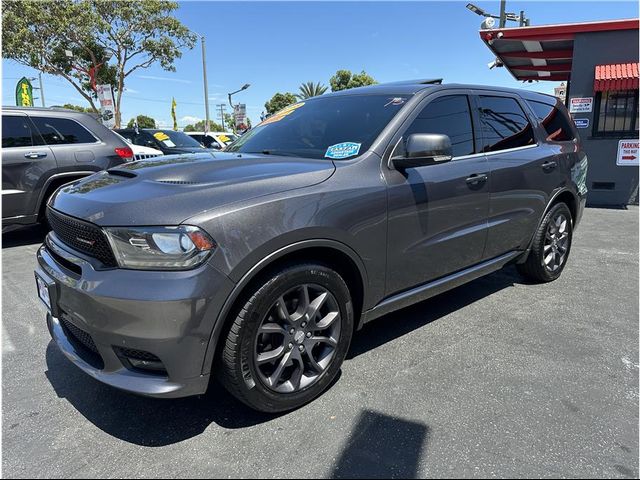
[594,62,639,91]
[479,18,639,82]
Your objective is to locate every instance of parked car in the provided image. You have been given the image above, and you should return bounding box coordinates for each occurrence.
[112,131,163,161]
[35,82,587,412]
[2,106,133,231]
[186,131,238,150]
[115,128,208,155]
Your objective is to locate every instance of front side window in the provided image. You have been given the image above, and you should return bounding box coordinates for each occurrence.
[527,100,576,142]
[594,90,639,137]
[403,95,475,158]
[31,116,97,145]
[2,115,34,148]
[226,94,412,160]
[478,96,535,152]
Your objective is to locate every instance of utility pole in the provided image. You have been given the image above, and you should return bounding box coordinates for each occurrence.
[217,103,227,131]
[499,0,506,28]
[200,35,211,134]
[38,72,45,107]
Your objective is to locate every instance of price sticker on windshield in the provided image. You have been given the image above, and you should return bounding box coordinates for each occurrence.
[325,142,361,159]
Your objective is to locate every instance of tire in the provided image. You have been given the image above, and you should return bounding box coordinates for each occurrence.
[219,263,354,413]
[517,202,573,283]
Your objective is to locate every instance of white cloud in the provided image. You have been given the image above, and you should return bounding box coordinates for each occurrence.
[180,115,202,124]
[138,75,192,84]
[124,87,139,94]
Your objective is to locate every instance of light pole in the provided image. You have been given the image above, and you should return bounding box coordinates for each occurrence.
[197,34,211,134]
[466,2,529,29]
[228,83,250,109]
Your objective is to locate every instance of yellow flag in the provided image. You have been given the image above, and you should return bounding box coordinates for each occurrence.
[171,97,177,131]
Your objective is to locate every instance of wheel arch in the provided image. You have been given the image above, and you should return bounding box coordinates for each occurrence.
[36,171,97,220]
[201,239,369,376]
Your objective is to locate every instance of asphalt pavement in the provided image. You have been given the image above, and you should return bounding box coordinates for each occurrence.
[2,207,638,478]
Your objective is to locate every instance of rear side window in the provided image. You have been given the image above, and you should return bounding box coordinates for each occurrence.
[2,115,34,148]
[478,96,535,152]
[527,100,575,142]
[31,116,97,145]
[403,95,475,157]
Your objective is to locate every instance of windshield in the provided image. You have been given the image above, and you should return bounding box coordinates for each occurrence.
[226,94,411,160]
[149,130,204,149]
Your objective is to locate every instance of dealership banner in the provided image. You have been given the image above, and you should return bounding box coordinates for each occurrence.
[96,84,116,128]
[234,103,247,129]
[15,77,33,107]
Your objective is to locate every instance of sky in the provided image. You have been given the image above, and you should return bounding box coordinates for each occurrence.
[2,0,638,129]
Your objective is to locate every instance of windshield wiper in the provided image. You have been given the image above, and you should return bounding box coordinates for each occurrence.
[244,150,299,157]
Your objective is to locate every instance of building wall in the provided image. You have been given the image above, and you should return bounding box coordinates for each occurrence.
[570,29,639,206]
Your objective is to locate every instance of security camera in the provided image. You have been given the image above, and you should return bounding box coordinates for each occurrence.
[481,17,496,29]
[488,58,504,69]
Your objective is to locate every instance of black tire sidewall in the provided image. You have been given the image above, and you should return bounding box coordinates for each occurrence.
[232,264,353,412]
[535,203,573,281]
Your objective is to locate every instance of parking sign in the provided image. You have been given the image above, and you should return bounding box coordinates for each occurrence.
[617,140,639,166]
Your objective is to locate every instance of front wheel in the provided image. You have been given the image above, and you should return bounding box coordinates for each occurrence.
[219,263,354,413]
[517,202,573,282]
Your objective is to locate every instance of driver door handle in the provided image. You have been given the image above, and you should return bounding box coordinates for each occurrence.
[466,173,488,186]
[24,151,47,159]
[542,160,557,171]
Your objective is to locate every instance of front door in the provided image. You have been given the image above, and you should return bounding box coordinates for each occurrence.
[2,114,57,220]
[383,93,490,296]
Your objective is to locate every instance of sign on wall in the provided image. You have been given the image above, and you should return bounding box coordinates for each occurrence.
[617,140,639,167]
[574,118,590,129]
[96,84,116,128]
[569,97,593,113]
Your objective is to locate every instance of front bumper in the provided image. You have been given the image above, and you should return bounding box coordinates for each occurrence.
[36,233,235,398]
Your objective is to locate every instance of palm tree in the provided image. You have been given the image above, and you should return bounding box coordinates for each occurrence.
[296,81,328,100]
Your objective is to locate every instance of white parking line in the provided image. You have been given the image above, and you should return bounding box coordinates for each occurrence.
[2,325,16,353]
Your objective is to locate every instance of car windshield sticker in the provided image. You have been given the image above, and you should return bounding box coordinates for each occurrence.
[325,142,362,159]
[218,134,230,143]
[261,102,305,126]
[385,97,406,107]
[153,132,175,147]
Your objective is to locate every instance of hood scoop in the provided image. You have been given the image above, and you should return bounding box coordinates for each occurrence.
[156,179,200,185]
[107,169,137,178]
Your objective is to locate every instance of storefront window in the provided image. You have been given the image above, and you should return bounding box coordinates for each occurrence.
[593,90,639,138]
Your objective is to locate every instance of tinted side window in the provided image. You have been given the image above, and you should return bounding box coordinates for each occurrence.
[527,100,575,142]
[2,116,34,148]
[404,95,475,157]
[31,116,97,145]
[478,96,535,152]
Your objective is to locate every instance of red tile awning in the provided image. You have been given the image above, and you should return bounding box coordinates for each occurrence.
[594,62,639,91]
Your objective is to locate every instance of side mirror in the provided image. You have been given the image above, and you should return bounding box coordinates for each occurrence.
[145,140,157,148]
[392,133,453,170]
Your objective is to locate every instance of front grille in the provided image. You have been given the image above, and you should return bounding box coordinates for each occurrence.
[46,208,117,268]
[59,316,104,369]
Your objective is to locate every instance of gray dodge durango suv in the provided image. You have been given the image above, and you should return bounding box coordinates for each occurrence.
[35,82,588,412]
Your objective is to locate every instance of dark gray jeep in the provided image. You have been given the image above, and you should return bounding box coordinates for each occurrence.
[35,82,587,412]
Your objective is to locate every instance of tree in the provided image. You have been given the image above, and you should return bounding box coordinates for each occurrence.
[2,1,196,127]
[184,120,223,132]
[264,92,297,115]
[329,69,377,92]
[127,115,157,129]
[296,81,328,100]
[59,103,97,113]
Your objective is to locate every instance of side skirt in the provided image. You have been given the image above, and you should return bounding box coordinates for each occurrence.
[359,250,522,326]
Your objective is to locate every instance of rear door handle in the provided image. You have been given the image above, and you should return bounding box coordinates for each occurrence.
[466,173,488,186]
[24,151,47,159]
[542,160,557,171]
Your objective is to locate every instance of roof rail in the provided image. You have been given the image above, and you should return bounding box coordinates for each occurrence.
[381,78,443,86]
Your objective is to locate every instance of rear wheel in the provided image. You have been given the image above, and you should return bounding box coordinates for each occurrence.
[219,263,354,412]
[517,202,573,282]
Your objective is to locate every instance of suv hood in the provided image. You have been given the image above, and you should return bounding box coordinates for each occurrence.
[50,152,335,226]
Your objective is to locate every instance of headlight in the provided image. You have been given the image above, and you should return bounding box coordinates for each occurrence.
[104,225,216,270]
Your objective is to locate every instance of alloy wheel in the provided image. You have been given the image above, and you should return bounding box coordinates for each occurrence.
[543,213,570,272]
[254,284,341,393]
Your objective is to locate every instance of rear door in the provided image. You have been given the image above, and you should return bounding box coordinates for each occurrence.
[2,114,57,220]
[475,92,558,259]
[383,91,491,295]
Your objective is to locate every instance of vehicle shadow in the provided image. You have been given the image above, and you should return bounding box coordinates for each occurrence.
[2,224,47,249]
[331,410,429,479]
[44,265,523,447]
[349,265,524,359]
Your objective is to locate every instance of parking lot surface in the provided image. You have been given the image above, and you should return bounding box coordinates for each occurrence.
[2,207,638,479]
